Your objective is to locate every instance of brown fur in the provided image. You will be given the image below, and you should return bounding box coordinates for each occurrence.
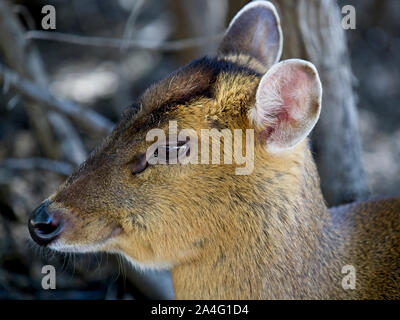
[41,54,400,299]
[35,1,400,299]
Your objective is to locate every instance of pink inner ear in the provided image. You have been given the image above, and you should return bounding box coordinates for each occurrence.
[255,60,321,151]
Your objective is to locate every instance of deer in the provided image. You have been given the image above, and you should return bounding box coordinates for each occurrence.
[28,1,399,299]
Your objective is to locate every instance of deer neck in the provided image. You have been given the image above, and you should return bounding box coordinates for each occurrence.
[171,148,330,299]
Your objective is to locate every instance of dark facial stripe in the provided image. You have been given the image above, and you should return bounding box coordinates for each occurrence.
[121,56,261,128]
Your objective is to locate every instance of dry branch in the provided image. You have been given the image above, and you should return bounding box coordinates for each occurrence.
[0,158,73,176]
[120,0,146,51]
[0,1,88,166]
[47,112,87,166]
[0,1,56,158]
[25,30,223,51]
[0,62,114,135]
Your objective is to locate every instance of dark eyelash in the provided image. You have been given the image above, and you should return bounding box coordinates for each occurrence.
[154,140,188,156]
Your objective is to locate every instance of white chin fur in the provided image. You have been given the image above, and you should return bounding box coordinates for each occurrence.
[112,250,173,271]
[48,241,172,271]
[48,239,108,253]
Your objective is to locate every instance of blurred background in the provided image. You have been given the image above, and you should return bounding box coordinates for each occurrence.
[0,0,399,299]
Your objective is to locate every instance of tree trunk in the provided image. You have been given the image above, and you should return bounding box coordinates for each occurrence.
[271,0,369,206]
[169,0,228,63]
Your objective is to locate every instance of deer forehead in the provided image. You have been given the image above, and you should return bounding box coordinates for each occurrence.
[135,57,261,125]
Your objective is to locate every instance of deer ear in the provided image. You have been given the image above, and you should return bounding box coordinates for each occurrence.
[218,1,282,69]
[253,59,322,153]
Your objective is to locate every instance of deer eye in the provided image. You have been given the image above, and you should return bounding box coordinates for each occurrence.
[147,139,190,165]
[129,141,190,175]
[154,142,189,164]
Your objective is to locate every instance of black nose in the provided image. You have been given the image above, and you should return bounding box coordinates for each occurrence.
[29,202,63,246]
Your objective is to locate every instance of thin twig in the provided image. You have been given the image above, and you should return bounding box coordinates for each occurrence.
[1,1,88,166]
[25,30,223,51]
[0,62,114,135]
[0,158,73,176]
[47,112,87,165]
[0,1,56,158]
[120,0,146,51]
[12,4,36,30]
